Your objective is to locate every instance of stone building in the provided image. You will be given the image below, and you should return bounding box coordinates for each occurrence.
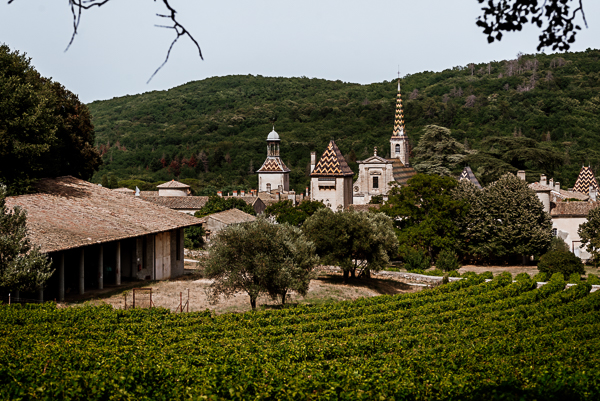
[352,81,416,205]
[528,166,600,261]
[5,176,202,301]
[310,140,355,211]
[257,127,290,193]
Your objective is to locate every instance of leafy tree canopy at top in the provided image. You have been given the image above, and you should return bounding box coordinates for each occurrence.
[0,44,102,195]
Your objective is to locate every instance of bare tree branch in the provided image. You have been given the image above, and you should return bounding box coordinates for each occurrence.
[8,0,203,83]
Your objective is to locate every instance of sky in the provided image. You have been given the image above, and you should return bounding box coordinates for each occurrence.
[1,0,599,104]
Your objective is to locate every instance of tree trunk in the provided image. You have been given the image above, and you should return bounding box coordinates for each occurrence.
[351,269,356,279]
[343,270,349,283]
[363,268,371,278]
[281,291,287,305]
[250,297,257,310]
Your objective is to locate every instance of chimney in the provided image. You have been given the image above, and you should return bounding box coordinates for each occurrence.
[233,190,238,197]
[549,178,554,188]
[517,170,526,181]
[590,187,597,202]
[555,182,560,191]
[310,152,316,173]
[540,175,547,186]
[241,190,245,196]
[217,191,222,197]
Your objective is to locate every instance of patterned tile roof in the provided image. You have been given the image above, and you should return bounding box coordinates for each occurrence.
[458,166,482,189]
[5,176,202,253]
[311,140,354,177]
[392,81,407,137]
[573,166,599,194]
[550,201,599,217]
[141,196,210,210]
[389,159,417,185]
[156,180,190,189]
[256,157,290,173]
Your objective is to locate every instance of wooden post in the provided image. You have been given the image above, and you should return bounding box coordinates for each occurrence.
[98,245,104,290]
[58,253,65,301]
[116,241,121,286]
[79,248,85,295]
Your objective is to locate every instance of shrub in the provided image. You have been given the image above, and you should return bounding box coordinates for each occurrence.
[435,249,461,272]
[515,272,531,282]
[423,268,444,277]
[184,226,206,249]
[568,272,582,284]
[480,271,494,280]
[404,249,431,272]
[461,271,478,280]
[587,274,600,285]
[533,272,548,282]
[549,236,569,252]
[447,270,461,278]
[537,250,585,280]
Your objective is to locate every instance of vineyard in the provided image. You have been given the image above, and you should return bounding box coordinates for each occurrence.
[1,272,599,400]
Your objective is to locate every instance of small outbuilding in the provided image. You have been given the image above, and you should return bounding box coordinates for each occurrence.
[5,176,203,301]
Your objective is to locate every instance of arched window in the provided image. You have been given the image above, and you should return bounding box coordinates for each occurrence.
[395,144,400,154]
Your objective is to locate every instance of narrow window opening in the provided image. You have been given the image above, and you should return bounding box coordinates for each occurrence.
[395,144,400,153]
[373,177,379,189]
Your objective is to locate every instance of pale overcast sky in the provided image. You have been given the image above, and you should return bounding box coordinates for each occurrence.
[1,1,599,104]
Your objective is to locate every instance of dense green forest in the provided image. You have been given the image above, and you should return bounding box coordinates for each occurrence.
[88,48,600,193]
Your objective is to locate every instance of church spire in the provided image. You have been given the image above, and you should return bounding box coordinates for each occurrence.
[392,80,406,137]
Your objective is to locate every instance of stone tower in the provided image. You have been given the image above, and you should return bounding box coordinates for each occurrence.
[257,127,290,192]
[390,81,410,166]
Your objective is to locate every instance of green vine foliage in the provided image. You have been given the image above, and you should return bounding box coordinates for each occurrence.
[1,273,599,399]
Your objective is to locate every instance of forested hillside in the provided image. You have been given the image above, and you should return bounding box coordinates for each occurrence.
[88,48,600,193]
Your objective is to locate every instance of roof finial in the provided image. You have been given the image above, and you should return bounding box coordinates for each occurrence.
[374,146,377,156]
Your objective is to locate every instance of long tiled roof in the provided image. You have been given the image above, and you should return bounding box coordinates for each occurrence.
[5,176,202,253]
[141,196,210,210]
[156,180,190,188]
[256,157,290,173]
[551,201,599,217]
[389,159,417,185]
[207,208,257,225]
[311,140,354,177]
[573,166,599,194]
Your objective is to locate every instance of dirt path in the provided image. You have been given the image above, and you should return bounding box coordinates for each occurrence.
[83,266,421,314]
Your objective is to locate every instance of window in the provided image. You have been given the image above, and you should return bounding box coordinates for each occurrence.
[395,144,400,153]
[552,228,557,237]
[373,177,379,189]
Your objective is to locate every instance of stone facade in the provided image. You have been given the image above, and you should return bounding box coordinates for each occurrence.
[310,140,355,211]
[257,128,290,193]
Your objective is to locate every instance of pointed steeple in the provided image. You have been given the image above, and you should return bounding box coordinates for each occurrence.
[573,166,599,194]
[392,80,406,137]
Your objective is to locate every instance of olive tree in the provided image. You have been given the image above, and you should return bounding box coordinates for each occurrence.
[302,209,398,282]
[203,218,318,309]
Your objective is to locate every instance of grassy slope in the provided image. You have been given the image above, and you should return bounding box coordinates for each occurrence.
[88,49,600,192]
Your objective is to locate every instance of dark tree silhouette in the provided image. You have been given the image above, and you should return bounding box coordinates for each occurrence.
[477,0,588,51]
[7,0,203,82]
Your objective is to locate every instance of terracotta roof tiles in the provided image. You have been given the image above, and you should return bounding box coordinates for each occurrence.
[5,176,202,253]
[311,140,354,177]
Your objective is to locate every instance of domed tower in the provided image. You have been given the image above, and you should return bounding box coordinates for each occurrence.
[257,127,290,193]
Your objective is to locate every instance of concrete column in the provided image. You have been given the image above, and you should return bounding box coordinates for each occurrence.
[98,245,104,290]
[38,288,43,303]
[79,248,85,295]
[58,253,65,301]
[116,241,121,285]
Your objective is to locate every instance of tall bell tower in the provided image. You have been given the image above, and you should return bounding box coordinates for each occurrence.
[390,80,410,166]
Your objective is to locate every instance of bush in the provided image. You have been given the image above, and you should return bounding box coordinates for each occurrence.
[422,268,444,277]
[515,272,531,282]
[549,236,569,252]
[568,272,582,284]
[587,274,600,285]
[480,271,494,280]
[184,226,206,250]
[435,249,461,272]
[533,272,548,282]
[404,249,431,272]
[447,270,461,278]
[537,250,585,280]
[461,271,478,280]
